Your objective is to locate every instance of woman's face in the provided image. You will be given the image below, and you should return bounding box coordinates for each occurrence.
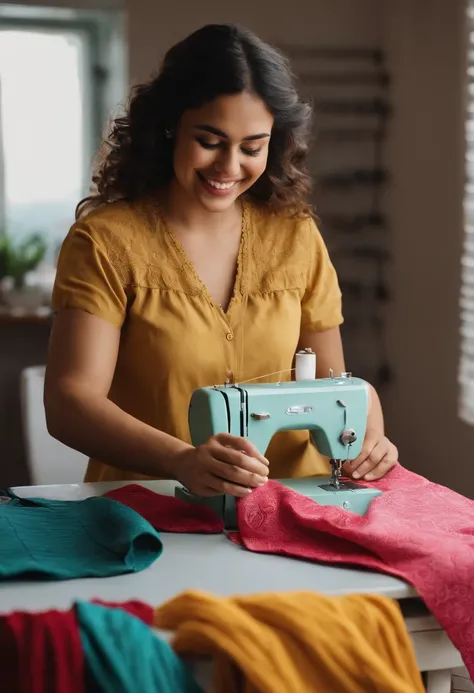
[172,92,274,212]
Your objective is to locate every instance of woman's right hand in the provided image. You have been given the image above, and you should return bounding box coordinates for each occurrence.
[174,433,270,497]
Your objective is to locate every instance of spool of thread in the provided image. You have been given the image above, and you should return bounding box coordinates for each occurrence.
[295,349,316,381]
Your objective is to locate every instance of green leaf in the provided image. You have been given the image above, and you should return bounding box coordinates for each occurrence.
[0,233,47,283]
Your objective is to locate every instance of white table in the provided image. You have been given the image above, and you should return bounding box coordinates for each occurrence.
[0,480,464,692]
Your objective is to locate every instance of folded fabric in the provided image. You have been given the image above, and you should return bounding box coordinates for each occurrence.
[0,600,203,693]
[76,601,204,693]
[231,464,474,677]
[104,484,224,533]
[154,588,425,693]
[0,492,163,580]
[0,607,84,693]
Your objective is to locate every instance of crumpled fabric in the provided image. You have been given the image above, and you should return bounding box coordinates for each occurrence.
[0,607,85,693]
[76,600,204,693]
[230,464,474,676]
[100,468,474,675]
[154,588,425,693]
[0,492,162,580]
[104,484,224,533]
[0,600,202,693]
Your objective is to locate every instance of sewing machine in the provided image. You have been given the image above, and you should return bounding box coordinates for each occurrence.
[175,368,382,529]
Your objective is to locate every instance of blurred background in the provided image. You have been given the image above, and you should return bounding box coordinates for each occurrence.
[0,0,470,497]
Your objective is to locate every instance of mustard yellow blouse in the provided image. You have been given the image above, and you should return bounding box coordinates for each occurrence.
[52,197,343,482]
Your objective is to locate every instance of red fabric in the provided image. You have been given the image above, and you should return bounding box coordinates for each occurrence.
[0,608,84,693]
[104,484,224,533]
[0,599,153,692]
[231,464,474,677]
[91,599,154,625]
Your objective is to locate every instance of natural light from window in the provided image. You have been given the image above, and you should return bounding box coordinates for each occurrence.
[0,29,85,249]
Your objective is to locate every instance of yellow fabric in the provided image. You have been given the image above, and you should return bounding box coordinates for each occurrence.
[52,196,343,482]
[153,590,425,693]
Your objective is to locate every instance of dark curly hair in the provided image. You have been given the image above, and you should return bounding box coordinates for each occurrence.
[77,23,313,219]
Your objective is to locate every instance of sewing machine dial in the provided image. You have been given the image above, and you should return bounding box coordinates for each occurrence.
[340,429,357,445]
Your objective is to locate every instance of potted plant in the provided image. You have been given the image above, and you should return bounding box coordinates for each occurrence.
[0,233,48,310]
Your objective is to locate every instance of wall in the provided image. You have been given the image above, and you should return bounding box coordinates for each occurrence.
[126,0,381,83]
[382,0,471,494]
[1,0,122,10]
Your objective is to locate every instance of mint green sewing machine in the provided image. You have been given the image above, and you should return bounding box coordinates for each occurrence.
[175,371,382,529]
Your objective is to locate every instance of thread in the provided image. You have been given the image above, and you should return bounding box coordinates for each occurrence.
[295,349,317,381]
[239,368,294,385]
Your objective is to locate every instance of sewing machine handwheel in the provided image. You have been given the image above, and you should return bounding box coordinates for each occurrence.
[340,429,357,445]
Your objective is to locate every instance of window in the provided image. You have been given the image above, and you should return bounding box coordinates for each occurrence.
[460,2,474,423]
[0,6,126,260]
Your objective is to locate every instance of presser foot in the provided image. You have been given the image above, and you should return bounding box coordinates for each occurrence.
[321,458,363,493]
[329,459,345,490]
[318,480,363,493]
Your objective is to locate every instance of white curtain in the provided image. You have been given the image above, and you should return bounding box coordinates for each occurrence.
[460,2,474,424]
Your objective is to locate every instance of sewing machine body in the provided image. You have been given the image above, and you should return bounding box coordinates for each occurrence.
[188,378,368,460]
[176,375,382,529]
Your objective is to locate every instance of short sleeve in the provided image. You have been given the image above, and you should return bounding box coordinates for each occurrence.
[51,223,128,328]
[301,218,343,332]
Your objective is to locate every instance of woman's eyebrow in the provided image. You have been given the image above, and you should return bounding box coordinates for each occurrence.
[194,124,271,141]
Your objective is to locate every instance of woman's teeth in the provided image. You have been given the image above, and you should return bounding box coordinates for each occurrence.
[205,178,236,190]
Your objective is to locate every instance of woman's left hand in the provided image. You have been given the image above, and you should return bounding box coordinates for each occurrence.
[343,428,398,481]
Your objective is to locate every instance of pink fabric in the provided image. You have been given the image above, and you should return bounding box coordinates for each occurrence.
[230,464,474,676]
[104,484,224,533]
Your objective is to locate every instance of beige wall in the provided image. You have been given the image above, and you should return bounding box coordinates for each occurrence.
[382,0,470,493]
[127,0,380,83]
[1,0,122,9]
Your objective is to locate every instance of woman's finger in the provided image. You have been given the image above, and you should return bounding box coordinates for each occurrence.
[211,478,255,497]
[213,433,269,466]
[351,439,390,479]
[209,457,267,487]
[363,452,398,481]
[209,440,269,477]
[346,438,378,474]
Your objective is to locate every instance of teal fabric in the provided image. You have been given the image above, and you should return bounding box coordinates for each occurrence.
[0,491,162,580]
[76,601,204,693]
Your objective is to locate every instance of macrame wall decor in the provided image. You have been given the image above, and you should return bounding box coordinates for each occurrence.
[281,45,393,391]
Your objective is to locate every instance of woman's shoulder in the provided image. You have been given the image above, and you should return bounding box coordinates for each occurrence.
[72,197,163,250]
[247,201,321,259]
[61,197,168,288]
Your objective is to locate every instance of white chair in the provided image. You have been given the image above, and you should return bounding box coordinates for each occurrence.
[20,365,88,485]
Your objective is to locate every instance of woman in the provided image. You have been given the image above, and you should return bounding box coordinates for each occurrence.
[44,23,398,497]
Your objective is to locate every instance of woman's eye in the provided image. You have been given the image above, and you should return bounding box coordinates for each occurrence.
[196,138,220,150]
[196,137,262,157]
[242,147,262,157]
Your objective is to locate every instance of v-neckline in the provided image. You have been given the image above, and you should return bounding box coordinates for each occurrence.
[161,199,250,318]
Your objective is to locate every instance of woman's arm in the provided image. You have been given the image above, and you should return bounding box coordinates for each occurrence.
[44,309,193,478]
[298,326,397,479]
[44,309,269,492]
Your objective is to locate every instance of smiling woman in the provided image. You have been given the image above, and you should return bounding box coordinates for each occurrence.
[77,23,312,219]
[44,23,398,492]
[171,93,273,211]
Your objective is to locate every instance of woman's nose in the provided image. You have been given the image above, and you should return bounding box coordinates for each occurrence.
[214,148,241,178]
